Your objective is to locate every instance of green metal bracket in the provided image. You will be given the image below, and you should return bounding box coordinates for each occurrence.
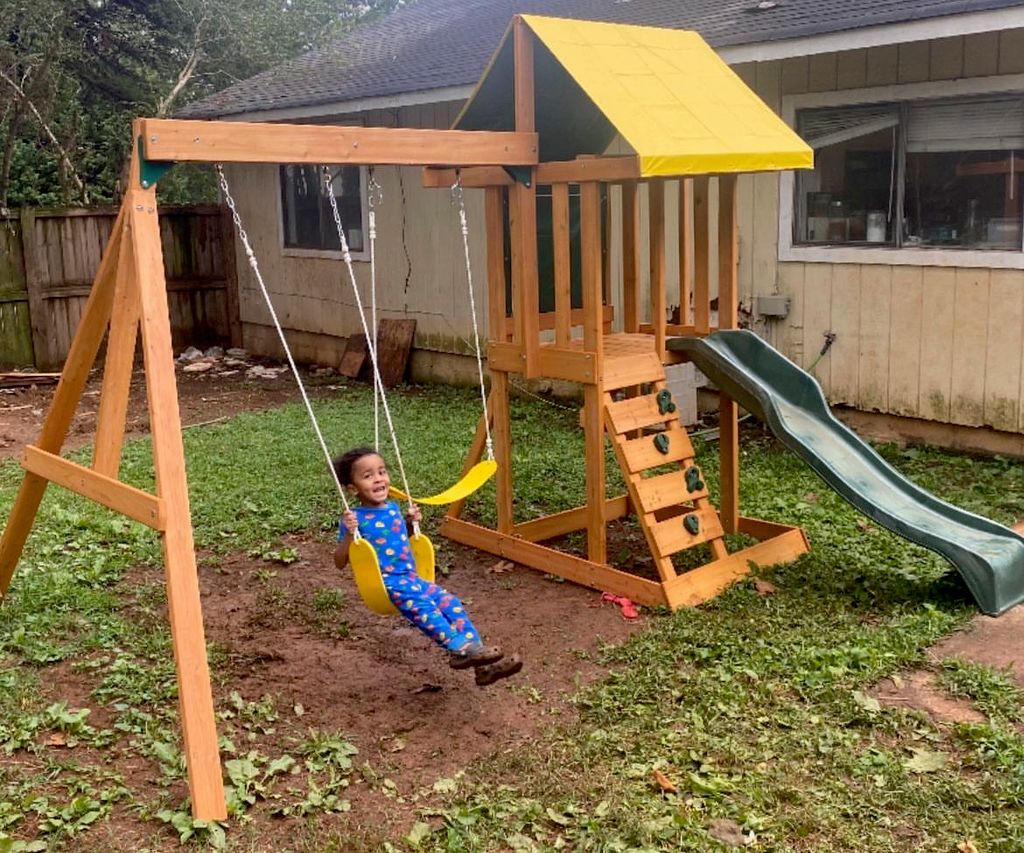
[503,166,532,188]
[683,514,700,535]
[685,465,705,493]
[137,136,174,190]
[653,433,670,455]
[657,389,677,415]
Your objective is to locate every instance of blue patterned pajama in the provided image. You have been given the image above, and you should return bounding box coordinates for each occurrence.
[343,501,481,651]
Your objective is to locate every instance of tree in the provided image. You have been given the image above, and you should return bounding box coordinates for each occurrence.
[0,0,400,208]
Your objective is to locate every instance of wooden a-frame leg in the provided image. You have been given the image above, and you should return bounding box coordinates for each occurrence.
[0,207,126,597]
[128,193,226,821]
[93,232,142,478]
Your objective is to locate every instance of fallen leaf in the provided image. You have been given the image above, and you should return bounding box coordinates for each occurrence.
[46,733,67,747]
[707,818,748,847]
[489,560,515,574]
[852,690,881,713]
[652,769,677,793]
[412,682,443,694]
[904,747,948,774]
[957,841,979,853]
[856,519,876,533]
[804,493,819,503]
[753,578,777,596]
[293,703,304,717]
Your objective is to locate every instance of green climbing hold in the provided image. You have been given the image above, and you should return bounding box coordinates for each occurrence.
[657,388,677,415]
[683,514,700,535]
[685,465,705,493]
[653,433,670,455]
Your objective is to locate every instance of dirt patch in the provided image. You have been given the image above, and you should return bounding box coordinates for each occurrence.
[928,605,1024,688]
[872,670,985,724]
[198,533,645,789]
[870,603,1024,725]
[0,361,309,462]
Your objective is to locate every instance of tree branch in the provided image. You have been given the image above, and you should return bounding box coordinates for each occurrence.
[0,68,89,204]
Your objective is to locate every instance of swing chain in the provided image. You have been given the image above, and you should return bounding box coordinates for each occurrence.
[217,167,256,267]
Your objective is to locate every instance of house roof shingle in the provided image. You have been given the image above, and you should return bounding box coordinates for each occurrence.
[182,0,1024,119]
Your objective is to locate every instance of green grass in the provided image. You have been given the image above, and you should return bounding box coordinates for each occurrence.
[2,383,1024,850]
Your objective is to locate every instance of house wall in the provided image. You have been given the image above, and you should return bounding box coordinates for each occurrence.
[734,29,1024,435]
[228,101,490,368]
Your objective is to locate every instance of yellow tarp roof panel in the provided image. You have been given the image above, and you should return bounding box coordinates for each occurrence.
[456,15,813,178]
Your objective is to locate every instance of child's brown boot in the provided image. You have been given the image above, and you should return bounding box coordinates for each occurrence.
[474,654,523,686]
[448,644,504,670]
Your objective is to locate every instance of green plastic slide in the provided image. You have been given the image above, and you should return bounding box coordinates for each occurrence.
[668,330,1024,615]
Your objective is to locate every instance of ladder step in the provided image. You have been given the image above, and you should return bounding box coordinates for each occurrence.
[634,469,709,513]
[649,506,724,556]
[606,393,677,435]
[620,424,696,473]
[601,352,664,390]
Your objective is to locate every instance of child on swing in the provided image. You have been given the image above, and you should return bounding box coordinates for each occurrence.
[333,447,523,687]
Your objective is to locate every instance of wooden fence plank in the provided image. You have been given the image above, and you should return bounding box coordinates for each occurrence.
[3,206,237,368]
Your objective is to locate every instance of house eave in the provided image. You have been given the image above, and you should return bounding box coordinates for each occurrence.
[216,85,475,123]
[718,6,1024,63]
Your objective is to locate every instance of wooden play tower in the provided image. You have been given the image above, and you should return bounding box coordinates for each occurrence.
[0,15,813,820]
[432,16,814,610]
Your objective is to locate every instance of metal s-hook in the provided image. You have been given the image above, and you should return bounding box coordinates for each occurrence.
[367,167,383,209]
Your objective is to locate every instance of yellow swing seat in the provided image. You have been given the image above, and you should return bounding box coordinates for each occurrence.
[388,459,497,506]
[348,533,436,616]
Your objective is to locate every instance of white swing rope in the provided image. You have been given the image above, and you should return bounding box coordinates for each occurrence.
[451,175,494,462]
[366,169,382,451]
[321,166,422,535]
[215,165,355,521]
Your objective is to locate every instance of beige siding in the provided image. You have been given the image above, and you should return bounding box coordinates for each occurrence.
[229,101,488,362]
[743,29,1024,434]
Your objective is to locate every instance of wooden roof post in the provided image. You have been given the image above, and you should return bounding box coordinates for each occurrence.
[649,178,667,361]
[581,180,606,564]
[511,16,540,377]
[621,181,640,333]
[717,174,739,533]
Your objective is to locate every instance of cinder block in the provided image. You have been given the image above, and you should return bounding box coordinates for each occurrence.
[663,362,706,426]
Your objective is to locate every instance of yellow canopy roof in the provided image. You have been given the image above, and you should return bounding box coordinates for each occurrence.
[456,15,813,178]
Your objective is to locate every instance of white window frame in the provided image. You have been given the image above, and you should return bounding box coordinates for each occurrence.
[779,72,1024,269]
[277,164,371,262]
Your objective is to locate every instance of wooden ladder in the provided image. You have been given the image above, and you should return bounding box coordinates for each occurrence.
[603,364,729,585]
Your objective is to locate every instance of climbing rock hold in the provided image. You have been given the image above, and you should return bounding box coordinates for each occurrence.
[685,465,705,493]
[683,514,700,535]
[653,433,670,455]
[656,388,677,415]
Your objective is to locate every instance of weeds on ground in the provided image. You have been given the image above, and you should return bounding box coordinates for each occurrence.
[1,388,1023,850]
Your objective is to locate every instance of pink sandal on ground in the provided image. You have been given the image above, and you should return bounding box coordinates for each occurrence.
[601,592,640,619]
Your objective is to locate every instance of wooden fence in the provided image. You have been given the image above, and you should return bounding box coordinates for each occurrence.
[0,205,239,370]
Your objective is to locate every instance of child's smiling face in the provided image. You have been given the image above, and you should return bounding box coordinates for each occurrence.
[348,453,391,506]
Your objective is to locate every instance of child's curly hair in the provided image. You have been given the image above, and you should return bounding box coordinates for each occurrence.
[332,447,381,486]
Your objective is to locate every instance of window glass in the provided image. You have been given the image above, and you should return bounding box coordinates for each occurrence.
[796,104,897,245]
[280,164,364,253]
[794,96,1024,252]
